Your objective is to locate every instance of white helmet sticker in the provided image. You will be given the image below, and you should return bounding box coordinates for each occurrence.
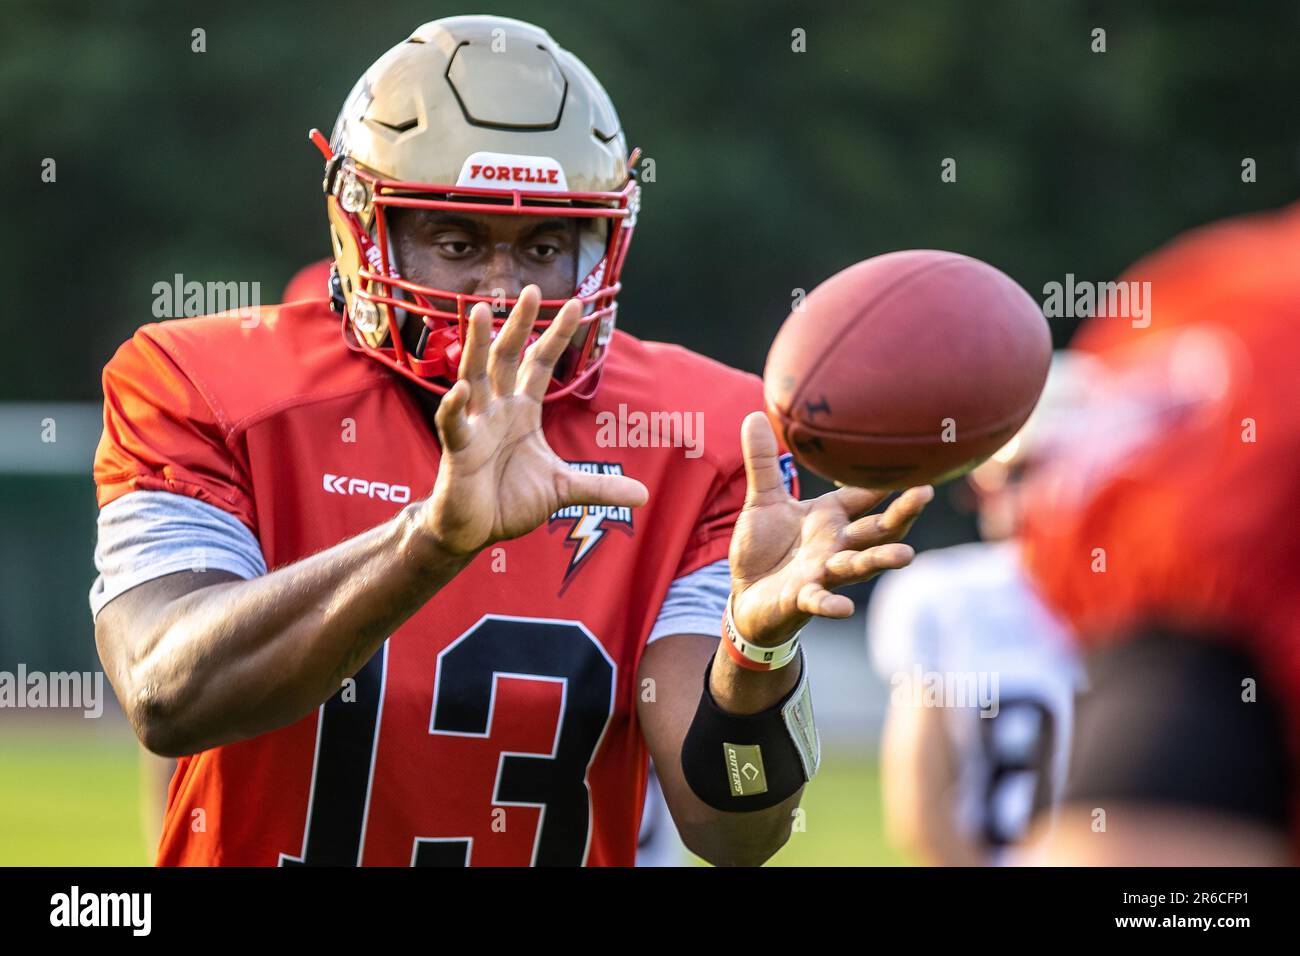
[456,152,569,192]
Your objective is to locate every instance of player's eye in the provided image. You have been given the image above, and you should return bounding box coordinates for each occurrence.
[528,241,561,262]
[435,238,477,258]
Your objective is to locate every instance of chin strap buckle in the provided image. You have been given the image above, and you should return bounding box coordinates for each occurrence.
[327,265,346,315]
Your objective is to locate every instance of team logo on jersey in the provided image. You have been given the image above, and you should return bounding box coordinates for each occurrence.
[778,452,797,496]
[548,461,634,592]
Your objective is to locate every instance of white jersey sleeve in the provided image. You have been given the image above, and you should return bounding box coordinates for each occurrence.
[867,558,945,680]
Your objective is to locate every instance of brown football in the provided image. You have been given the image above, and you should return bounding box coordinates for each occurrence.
[764,250,1052,490]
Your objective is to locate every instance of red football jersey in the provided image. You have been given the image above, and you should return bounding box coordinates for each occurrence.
[95,296,788,866]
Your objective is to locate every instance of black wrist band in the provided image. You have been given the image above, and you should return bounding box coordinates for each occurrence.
[680,649,819,812]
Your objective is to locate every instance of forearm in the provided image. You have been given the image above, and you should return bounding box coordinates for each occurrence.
[676,788,803,867]
[122,503,472,755]
[708,640,801,714]
[640,635,805,867]
[690,646,805,864]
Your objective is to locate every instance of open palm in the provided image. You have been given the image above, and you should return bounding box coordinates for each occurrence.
[422,287,647,556]
[729,412,932,646]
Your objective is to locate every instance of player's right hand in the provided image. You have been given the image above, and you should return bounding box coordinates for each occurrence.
[418,285,649,558]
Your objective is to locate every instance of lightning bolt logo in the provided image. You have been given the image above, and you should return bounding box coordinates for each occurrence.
[565,508,607,576]
[548,461,635,592]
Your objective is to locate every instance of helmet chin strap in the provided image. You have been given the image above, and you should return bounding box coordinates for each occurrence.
[384,228,457,375]
[384,229,415,347]
[577,219,606,291]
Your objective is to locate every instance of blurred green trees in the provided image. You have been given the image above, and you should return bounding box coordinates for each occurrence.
[7,0,1297,401]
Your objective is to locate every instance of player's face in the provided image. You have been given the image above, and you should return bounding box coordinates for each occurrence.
[388,208,579,302]
[387,208,588,384]
[969,459,1030,540]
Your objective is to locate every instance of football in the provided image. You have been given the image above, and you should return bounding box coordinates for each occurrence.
[763,250,1052,490]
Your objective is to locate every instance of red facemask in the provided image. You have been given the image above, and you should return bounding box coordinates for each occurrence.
[313,129,640,402]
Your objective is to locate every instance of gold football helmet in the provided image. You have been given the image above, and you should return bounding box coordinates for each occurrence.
[312,15,640,399]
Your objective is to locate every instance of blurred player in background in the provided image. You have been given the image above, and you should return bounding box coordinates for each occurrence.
[281,259,331,304]
[868,355,1093,865]
[1022,202,1300,864]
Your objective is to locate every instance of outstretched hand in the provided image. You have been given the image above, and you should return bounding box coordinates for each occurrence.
[728,411,932,646]
[420,286,648,557]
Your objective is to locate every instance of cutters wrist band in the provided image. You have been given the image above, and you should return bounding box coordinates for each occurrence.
[680,649,821,811]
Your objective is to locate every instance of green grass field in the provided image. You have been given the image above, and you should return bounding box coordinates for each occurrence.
[759,749,906,866]
[0,718,903,866]
[0,718,152,866]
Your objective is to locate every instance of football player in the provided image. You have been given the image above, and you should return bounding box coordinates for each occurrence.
[868,355,1091,865]
[1020,203,1300,864]
[285,256,688,867]
[138,257,690,866]
[90,16,931,866]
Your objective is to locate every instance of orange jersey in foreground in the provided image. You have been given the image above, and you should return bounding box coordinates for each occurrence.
[95,297,783,865]
[1021,203,1300,815]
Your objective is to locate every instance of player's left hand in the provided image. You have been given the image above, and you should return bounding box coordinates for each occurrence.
[728,411,933,647]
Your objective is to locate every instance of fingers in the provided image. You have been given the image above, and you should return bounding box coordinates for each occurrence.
[558,468,650,510]
[740,411,789,506]
[433,378,473,453]
[458,287,577,407]
[486,285,540,396]
[829,485,888,520]
[457,302,494,415]
[519,297,582,401]
[822,542,915,589]
[763,541,916,628]
[879,485,933,535]
[795,582,855,619]
[841,485,933,550]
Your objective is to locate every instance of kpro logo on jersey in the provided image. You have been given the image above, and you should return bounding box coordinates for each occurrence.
[323,473,412,503]
[547,461,633,593]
